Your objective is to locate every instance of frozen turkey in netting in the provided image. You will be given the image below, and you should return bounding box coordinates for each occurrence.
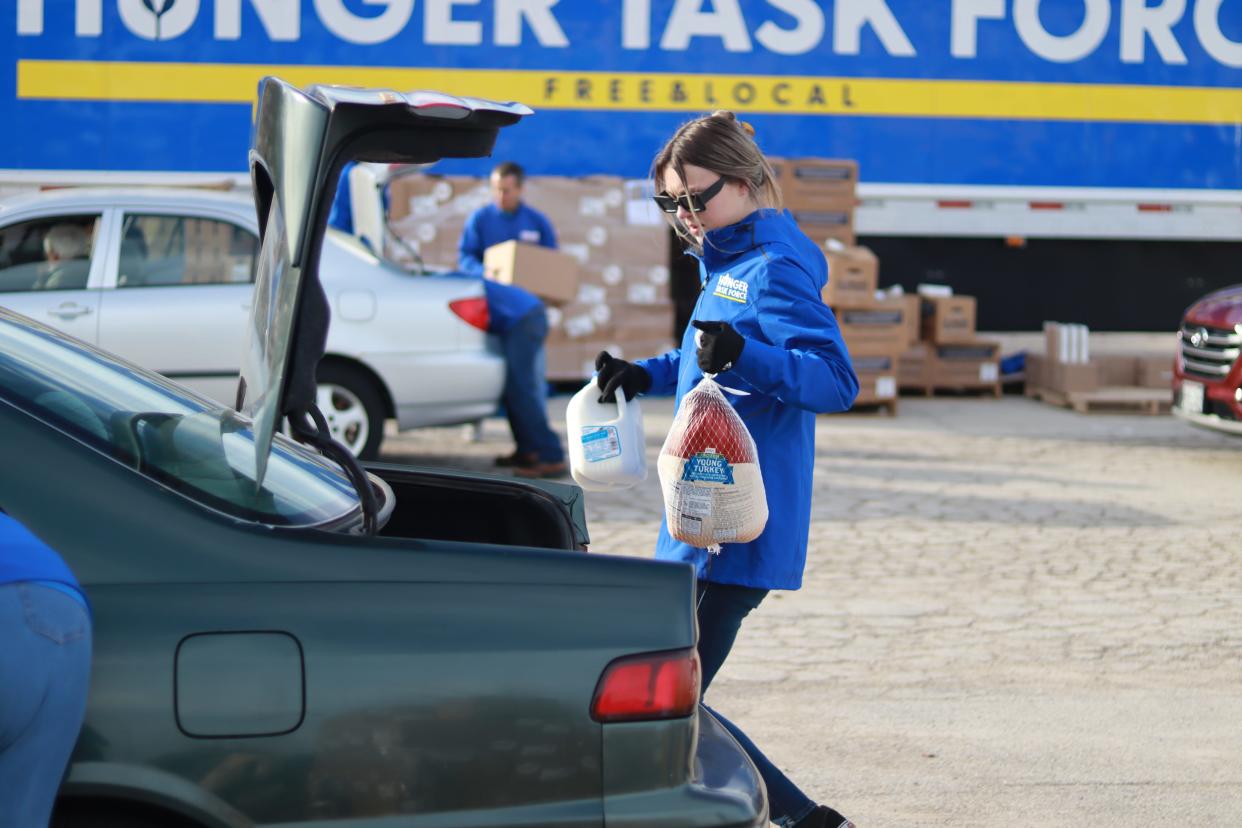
[657,377,768,551]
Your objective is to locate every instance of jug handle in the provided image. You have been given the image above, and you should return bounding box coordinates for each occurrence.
[593,374,629,421]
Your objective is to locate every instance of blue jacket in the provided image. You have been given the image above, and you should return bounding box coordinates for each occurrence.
[0,512,86,605]
[458,203,556,333]
[636,209,858,591]
[327,161,357,234]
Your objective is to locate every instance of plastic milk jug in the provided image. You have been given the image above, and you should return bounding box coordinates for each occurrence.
[566,377,647,492]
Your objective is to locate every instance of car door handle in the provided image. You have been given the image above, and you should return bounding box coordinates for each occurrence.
[47,303,93,320]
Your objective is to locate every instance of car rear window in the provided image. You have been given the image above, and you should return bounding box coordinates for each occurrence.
[0,310,361,527]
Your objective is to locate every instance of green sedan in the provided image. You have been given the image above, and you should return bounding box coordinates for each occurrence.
[0,80,766,828]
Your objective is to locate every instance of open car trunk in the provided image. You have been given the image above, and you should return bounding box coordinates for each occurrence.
[365,462,589,550]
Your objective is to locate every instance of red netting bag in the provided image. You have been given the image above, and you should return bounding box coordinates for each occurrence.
[657,377,768,552]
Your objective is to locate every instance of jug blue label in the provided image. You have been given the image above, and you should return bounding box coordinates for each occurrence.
[682,451,734,485]
[581,426,621,463]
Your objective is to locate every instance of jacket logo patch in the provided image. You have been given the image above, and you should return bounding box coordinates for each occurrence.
[712,274,749,304]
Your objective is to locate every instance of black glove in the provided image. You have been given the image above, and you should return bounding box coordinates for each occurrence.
[691,320,745,374]
[595,351,652,403]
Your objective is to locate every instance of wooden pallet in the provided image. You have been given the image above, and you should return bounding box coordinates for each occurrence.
[1036,386,1172,415]
[898,383,1002,399]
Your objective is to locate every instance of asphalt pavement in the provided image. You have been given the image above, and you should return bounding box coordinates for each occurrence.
[381,393,1242,827]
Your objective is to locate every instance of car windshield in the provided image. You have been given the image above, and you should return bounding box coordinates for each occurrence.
[0,310,361,527]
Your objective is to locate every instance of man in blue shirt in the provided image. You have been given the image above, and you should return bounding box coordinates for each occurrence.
[0,511,92,827]
[459,161,565,478]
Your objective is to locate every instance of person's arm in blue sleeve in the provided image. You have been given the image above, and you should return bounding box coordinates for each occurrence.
[327,161,355,234]
[728,258,858,413]
[458,210,485,274]
[536,210,558,249]
[635,348,681,396]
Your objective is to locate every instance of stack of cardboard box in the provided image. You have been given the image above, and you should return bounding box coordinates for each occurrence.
[776,158,858,248]
[1027,322,1096,397]
[387,174,486,265]
[529,177,675,379]
[387,174,675,381]
[786,159,901,412]
[1026,323,1173,410]
[825,251,905,410]
[898,289,1001,396]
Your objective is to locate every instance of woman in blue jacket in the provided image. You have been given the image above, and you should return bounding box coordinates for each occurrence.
[596,111,859,828]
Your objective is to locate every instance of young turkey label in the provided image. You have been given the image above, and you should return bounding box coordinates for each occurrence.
[658,378,768,551]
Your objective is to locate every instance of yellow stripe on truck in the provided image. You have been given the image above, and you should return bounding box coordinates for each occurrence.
[17,60,1241,126]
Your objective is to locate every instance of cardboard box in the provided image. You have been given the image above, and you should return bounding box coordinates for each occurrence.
[1044,321,1091,364]
[623,179,665,226]
[608,337,678,362]
[934,341,1001,387]
[527,175,627,228]
[921,296,976,343]
[602,225,670,269]
[387,175,438,222]
[1046,361,1100,394]
[822,245,879,307]
[1138,355,1174,389]
[546,342,592,381]
[790,204,856,247]
[836,306,906,354]
[898,343,934,388]
[899,295,921,346]
[781,158,859,206]
[551,335,676,381]
[766,155,786,182]
[1025,353,1044,396]
[850,351,900,404]
[610,305,677,341]
[902,342,999,390]
[577,265,662,306]
[391,219,464,269]
[548,301,614,340]
[388,174,485,222]
[1095,354,1139,386]
[483,240,580,305]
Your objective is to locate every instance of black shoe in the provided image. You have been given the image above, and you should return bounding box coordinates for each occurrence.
[795,805,855,828]
[494,451,536,468]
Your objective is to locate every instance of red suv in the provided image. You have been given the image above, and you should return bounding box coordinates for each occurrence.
[1174,284,1242,436]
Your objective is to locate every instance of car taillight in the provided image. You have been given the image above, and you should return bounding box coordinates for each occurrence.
[449,297,489,331]
[590,648,699,723]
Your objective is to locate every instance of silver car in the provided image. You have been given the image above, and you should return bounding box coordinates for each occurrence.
[0,187,502,458]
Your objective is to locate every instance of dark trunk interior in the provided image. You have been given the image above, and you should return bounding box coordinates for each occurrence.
[370,468,578,550]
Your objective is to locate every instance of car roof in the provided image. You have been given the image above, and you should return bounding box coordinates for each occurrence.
[0,186,254,216]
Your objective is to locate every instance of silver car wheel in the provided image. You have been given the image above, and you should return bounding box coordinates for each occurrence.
[317,382,370,457]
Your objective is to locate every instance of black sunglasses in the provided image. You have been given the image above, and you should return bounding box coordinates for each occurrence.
[652,176,727,214]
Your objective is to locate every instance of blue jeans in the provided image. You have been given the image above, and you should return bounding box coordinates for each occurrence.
[500,308,564,463]
[0,583,92,828]
[697,581,816,827]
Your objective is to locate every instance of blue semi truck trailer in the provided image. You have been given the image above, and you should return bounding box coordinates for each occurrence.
[4,0,1240,329]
